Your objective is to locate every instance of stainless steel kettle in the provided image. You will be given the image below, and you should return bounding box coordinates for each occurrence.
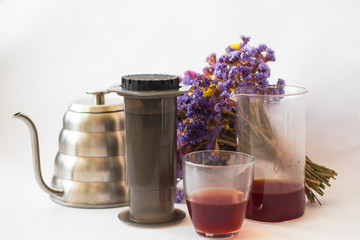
[13,90,129,208]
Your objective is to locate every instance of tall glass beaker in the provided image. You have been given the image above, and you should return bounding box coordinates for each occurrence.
[230,85,308,222]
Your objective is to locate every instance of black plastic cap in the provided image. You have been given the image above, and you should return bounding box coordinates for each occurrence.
[121,74,179,91]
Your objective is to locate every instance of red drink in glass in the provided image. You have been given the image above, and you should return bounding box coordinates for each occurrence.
[186,188,248,237]
[182,150,254,238]
[246,179,305,222]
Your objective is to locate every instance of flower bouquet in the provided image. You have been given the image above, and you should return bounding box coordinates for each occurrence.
[176,36,337,204]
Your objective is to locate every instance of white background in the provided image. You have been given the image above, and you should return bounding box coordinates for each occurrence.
[0,0,359,239]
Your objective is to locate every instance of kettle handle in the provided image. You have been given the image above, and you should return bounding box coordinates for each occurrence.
[13,112,64,197]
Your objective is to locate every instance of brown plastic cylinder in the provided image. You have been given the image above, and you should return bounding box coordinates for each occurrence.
[124,97,177,223]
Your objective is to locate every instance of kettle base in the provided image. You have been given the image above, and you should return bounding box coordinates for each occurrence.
[50,196,129,209]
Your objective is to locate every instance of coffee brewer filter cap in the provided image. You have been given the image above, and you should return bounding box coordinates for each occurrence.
[121,74,179,91]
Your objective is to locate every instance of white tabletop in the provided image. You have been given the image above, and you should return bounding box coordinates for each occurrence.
[0,141,358,240]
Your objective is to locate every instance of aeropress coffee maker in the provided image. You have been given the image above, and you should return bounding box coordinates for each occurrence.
[108,74,191,226]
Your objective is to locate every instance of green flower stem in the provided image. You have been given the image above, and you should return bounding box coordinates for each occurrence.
[305,156,337,205]
[194,140,208,151]
[222,109,236,116]
[219,134,237,143]
[217,138,237,147]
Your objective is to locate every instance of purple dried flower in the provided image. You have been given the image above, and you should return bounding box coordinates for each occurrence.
[214,62,228,79]
[239,66,250,78]
[258,60,270,74]
[272,88,280,95]
[176,162,183,179]
[245,88,255,94]
[243,46,257,58]
[206,53,216,65]
[218,54,229,63]
[277,78,285,85]
[174,188,185,203]
[224,99,231,108]
[203,66,214,76]
[205,141,215,150]
[266,48,276,61]
[176,35,284,202]
[208,154,219,162]
[225,45,232,53]
[258,44,267,52]
[244,75,253,82]
[220,91,230,99]
[182,75,198,86]
[229,51,241,62]
[254,72,265,83]
[229,66,240,79]
[237,81,246,87]
[214,103,222,113]
[177,121,185,132]
[241,35,250,43]
[202,77,211,88]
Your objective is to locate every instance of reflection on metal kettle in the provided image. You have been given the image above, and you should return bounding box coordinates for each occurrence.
[13,90,129,208]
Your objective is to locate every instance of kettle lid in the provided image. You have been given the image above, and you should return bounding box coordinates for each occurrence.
[69,90,123,113]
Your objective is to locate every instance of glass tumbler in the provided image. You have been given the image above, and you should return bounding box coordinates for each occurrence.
[182,150,254,238]
[230,85,308,222]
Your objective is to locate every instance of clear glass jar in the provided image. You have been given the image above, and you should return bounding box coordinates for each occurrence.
[231,85,308,222]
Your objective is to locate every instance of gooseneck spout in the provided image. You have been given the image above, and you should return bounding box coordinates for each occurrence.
[13,112,63,197]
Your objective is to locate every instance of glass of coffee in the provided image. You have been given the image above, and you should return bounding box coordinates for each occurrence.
[182,150,254,238]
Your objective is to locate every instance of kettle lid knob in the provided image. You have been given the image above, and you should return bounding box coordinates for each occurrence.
[68,90,123,113]
[86,90,109,105]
